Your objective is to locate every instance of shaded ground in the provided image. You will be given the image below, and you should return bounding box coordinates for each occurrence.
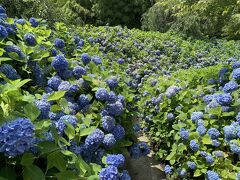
[126,136,166,180]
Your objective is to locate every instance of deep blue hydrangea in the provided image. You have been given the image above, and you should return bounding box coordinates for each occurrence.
[107,91,117,103]
[216,93,232,106]
[203,95,214,104]
[92,56,102,65]
[129,141,150,159]
[208,128,220,139]
[187,161,196,170]
[49,111,65,121]
[95,88,109,101]
[91,148,105,165]
[78,78,89,89]
[200,151,208,157]
[191,112,203,122]
[236,112,240,124]
[164,165,173,174]
[106,77,118,89]
[232,61,240,69]
[55,115,77,135]
[211,140,221,147]
[223,80,238,93]
[117,58,125,65]
[112,124,125,140]
[178,168,187,178]
[106,101,124,116]
[58,81,70,91]
[73,66,86,79]
[213,150,224,157]
[106,154,125,167]
[15,19,26,25]
[208,78,217,85]
[51,48,58,56]
[81,53,91,65]
[48,76,61,91]
[69,84,80,94]
[230,142,240,155]
[99,165,118,180]
[0,64,20,80]
[205,154,214,164]
[190,140,199,152]
[103,134,116,148]
[78,94,90,110]
[0,6,6,14]
[51,55,68,72]
[102,116,116,132]
[206,170,220,180]
[0,25,8,40]
[85,129,104,152]
[197,119,205,126]
[29,17,39,27]
[5,26,16,35]
[4,45,25,58]
[117,95,125,106]
[58,69,73,80]
[119,170,131,180]
[133,124,141,133]
[197,125,206,136]
[0,13,7,19]
[232,68,240,81]
[0,118,35,157]
[54,38,65,49]
[77,39,84,48]
[179,128,189,140]
[24,33,36,46]
[165,85,180,98]
[167,113,174,121]
[34,100,51,119]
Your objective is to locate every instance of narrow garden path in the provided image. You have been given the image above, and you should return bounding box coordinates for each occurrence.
[126,136,166,180]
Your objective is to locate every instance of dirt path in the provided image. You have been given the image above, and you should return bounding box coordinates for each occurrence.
[126,136,166,180]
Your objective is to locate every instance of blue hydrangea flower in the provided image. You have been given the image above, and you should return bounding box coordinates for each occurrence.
[29,17,39,27]
[0,13,7,19]
[15,19,26,25]
[223,80,238,93]
[165,85,180,98]
[0,25,8,40]
[102,116,116,132]
[216,93,232,106]
[190,140,199,152]
[205,154,214,164]
[48,76,62,91]
[119,170,131,180]
[69,84,80,94]
[164,165,173,174]
[107,91,117,103]
[0,64,20,80]
[85,129,104,152]
[49,111,65,121]
[223,125,237,141]
[4,45,25,58]
[28,61,46,87]
[78,94,90,110]
[237,172,240,180]
[77,39,84,48]
[191,112,203,122]
[167,113,174,121]
[24,33,36,46]
[92,56,102,65]
[197,125,206,136]
[213,150,224,157]
[179,128,189,140]
[99,165,118,180]
[106,101,124,116]
[208,78,217,85]
[51,48,58,56]
[58,81,70,91]
[230,142,240,155]
[129,142,150,159]
[232,61,240,69]
[55,115,77,135]
[206,170,220,180]
[81,53,91,65]
[208,128,220,139]
[73,66,86,79]
[0,6,6,14]
[112,124,125,140]
[211,140,221,147]
[106,77,118,89]
[58,70,73,80]
[34,100,50,119]
[203,95,214,104]
[95,88,108,101]
[5,26,16,35]
[0,118,35,157]
[51,55,68,72]
[133,124,141,133]
[178,168,187,178]
[117,58,125,65]
[187,161,196,170]
[106,154,125,167]
[232,68,240,81]
[103,134,116,148]
[54,38,65,49]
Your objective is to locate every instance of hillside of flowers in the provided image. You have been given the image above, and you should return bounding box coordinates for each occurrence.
[1,4,240,180]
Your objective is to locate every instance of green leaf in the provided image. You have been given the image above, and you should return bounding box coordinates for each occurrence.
[87,175,99,180]
[24,103,40,121]
[47,151,67,171]
[64,123,75,140]
[193,169,202,177]
[0,166,17,180]
[47,91,66,101]
[80,127,96,137]
[38,141,59,154]
[166,151,176,160]
[21,153,36,166]
[55,171,78,180]
[90,163,102,175]
[23,165,45,180]
[201,135,212,145]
